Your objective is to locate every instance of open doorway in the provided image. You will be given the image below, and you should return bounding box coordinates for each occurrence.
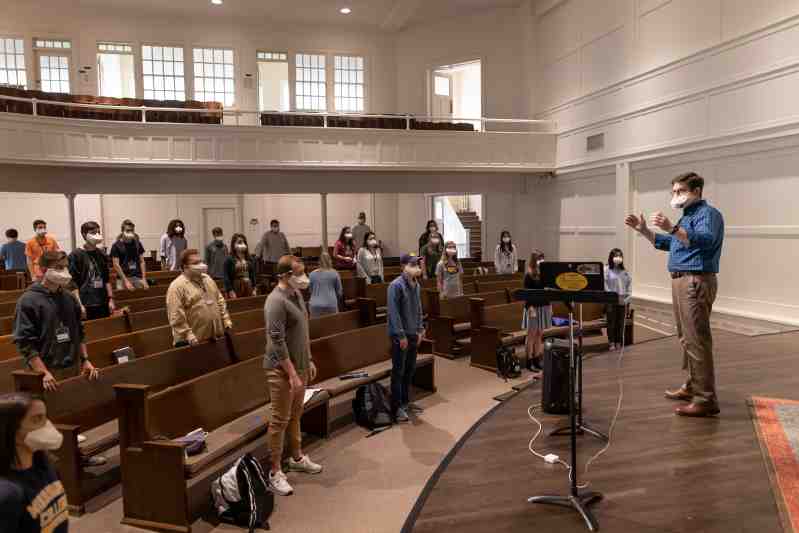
[432,194,483,259]
[430,60,482,130]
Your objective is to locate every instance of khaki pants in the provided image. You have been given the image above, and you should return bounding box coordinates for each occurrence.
[266,367,308,470]
[671,273,718,405]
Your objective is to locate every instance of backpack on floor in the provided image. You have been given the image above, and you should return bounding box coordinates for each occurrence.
[496,345,522,381]
[353,382,394,429]
[211,453,273,532]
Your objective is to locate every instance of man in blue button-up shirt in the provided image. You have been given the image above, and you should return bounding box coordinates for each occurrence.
[626,172,724,418]
[387,253,426,423]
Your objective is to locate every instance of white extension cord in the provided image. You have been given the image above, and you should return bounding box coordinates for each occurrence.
[527,302,628,489]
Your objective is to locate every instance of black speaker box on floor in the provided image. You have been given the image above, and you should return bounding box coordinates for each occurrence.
[541,338,573,414]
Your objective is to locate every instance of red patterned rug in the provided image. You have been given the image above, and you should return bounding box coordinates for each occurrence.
[750,396,799,533]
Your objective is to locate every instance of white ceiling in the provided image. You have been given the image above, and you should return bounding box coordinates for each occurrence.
[51,0,523,31]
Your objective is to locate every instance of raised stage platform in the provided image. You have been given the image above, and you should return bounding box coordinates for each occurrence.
[404,329,799,533]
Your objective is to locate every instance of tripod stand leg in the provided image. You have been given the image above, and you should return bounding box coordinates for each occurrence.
[527,492,603,532]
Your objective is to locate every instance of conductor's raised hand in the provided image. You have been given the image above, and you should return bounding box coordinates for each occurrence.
[624,213,647,233]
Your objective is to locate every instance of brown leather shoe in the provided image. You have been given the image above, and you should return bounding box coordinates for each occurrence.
[675,402,720,417]
[664,387,693,402]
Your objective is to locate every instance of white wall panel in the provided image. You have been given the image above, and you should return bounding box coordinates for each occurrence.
[539,51,582,110]
[581,25,634,95]
[720,0,798,41]
[580,0,633,45]
[538,0,582,65]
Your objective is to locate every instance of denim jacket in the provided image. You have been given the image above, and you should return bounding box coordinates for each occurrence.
[387,274,424,339]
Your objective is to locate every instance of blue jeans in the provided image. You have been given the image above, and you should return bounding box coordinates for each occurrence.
[390,335,418,413]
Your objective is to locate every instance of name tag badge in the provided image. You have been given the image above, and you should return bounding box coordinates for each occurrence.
[128,262,137,271]
[93,279,104,289]
[55,326,70,344]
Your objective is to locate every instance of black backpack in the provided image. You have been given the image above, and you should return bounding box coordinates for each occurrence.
[353,382,394,429]
[211,453,274,532]
[496,345,522,381]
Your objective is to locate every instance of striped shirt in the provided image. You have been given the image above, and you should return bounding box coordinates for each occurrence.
[653,200,724,273]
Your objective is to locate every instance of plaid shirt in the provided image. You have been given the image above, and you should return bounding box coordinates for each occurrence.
[654,200,724,273]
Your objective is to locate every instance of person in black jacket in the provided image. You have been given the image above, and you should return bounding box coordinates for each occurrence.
[68,222,115,320]
[12,251,98,392]
[0,392,69,533]
[223,233,257,299]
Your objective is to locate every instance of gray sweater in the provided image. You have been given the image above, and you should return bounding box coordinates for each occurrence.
[256,231,290,263]
[308,269,343,310]
[264,286,312,372]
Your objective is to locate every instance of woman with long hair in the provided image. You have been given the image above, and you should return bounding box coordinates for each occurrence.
[604,248,632,351]
[356,232,384,284]
[436,241,464,299]
[523,250,551,371]
[223,233,257,299]
[332,226,357,270]
[0,392,69,532]
[418,220,439,255]
[421,230,444,280]
[159,219,187,271]
[308,252,343,318]
[494,230,518,275]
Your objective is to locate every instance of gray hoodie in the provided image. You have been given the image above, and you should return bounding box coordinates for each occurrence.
[13,282,85,370]
[255,231,290,263]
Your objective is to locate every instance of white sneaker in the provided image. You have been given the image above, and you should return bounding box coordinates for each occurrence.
[77,434,87,444]
[395,407,410,423]
[288,454,323,475]
[268,470,294,496]
[82,455,107,467]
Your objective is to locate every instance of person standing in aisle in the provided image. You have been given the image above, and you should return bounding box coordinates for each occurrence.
[159,219,187,271]
[1,229,27,273]
[264,255,322,496]
[166,249,232,347]
[255,220,291,265]
[523,250,551,371]
[25,220,60,282]
[625,171,724,417]
[68,222,115,320]
[356,232,384,284]
[387,254,426,423]
[333,227,357,271]
[436,241,464,299]
[223,234,257,299]
[494,230,518,275]
[604,248,632,352]
[110,220,148,291]
[418,220,439,255]
[421,232,444,280]
[308,253,343,318]
[351,212,372,251]
[204,227,228,280]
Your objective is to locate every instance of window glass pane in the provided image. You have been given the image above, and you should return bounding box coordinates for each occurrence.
[295,53,326,111]
[334,55,365,112]
[143,45,186,101]
[192,47,234,105]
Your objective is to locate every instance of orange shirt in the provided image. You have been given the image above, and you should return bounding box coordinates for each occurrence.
[25,235,60,280]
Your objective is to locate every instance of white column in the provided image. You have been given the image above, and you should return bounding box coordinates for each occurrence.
[65,193,77,252]
[320,193,328,249]
[615,161,634,263]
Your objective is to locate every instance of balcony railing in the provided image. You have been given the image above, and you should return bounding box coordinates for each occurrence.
[0,92,556,133]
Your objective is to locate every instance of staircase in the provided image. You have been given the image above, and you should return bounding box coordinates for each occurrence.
[456,210,482,260]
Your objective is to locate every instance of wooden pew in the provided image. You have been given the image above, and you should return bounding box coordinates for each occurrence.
[469,300,530,372]
[472,278,524,295]
[114,348,330,532]
[113,284,169,302]
[0,315,13,336]
[427,290,512,359]
[12,337,242,514]
[358,279,436,325]
[0,271,25,290]
[340,276,366,309]
[0,288,25,303]
[0,299,17,317]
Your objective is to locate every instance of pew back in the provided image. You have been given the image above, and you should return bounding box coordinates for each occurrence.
[439,290,510,322]
[312,324,392,382]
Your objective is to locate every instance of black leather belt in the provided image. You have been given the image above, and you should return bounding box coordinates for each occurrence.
[670,271,714,279]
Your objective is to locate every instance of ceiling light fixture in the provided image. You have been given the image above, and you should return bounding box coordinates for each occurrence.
[211,0,223,5]
[339,7,352,14]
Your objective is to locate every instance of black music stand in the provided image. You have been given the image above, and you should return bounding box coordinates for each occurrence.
[540,262,609,443]
[515,287,617,532]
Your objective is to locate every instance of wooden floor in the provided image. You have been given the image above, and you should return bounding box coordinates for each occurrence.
[406,329,799,533]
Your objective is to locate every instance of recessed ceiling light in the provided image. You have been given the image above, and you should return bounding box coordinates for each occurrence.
[211,0,223,5]
[339,7,352,14]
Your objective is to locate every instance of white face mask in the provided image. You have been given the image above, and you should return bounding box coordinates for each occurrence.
[670,194,690,209]
[86,232,103,245]
[290,274,310,290]
[214,236,224,242]
[430,238,441,245]
[344,233,353,240]
[428,227,437,234]
[537,259,545,266]
[175,226,184,234]
[368,239,378,247]
[123,231,135,241]
[24,420,63,452]
[613,256,623,265]
[502,237,510,243]
[271,226,279,233]
[446,248,457,256]
[188,263,208,276]
[404,265,422,278]
[235,243,247,252]
[44,268,72,288]
[35,228,47,237]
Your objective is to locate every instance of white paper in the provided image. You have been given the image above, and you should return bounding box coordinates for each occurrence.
[304,388,322,405]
